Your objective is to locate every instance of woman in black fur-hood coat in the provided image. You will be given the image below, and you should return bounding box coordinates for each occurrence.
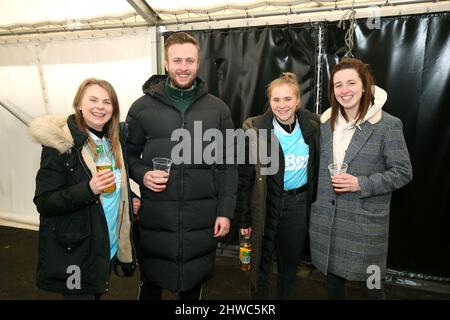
[30,79,136,297]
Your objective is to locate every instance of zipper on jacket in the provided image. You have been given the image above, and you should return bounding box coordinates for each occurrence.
[78,148,93,179]
[177,112,185,290]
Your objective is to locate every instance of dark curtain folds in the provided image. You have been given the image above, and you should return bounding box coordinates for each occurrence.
[321,13,450,278]
[191,26,318,125]
[163,12,450,278]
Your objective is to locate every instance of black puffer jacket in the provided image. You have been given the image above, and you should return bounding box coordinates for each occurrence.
[126,75,238,292]
[30,114,136,294]
[235,108,320,291]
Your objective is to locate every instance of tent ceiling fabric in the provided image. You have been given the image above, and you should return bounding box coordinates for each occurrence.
[147,0,420,18]
[1,0,449,38]
[0,0,134,25]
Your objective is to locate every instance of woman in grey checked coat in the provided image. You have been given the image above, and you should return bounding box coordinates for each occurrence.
[309,58,412,299]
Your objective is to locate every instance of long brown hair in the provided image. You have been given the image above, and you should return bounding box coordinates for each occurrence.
[267,72,302,110]
[73,78,122,169]
[329,58,375,131]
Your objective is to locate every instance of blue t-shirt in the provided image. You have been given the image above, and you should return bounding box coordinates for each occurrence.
[89,134,121,259]
[273,118,309,190]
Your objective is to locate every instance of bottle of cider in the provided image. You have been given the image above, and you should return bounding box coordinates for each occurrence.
[95,144,116,193]
[239,235,252,272]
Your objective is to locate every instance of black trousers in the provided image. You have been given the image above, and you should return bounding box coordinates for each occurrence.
[326,272,386,300]
[138,282,203,300]
[255,191,308,300]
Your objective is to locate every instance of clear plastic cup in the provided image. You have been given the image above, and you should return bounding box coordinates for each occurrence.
[328,162,348,177]
[152,157,172,177]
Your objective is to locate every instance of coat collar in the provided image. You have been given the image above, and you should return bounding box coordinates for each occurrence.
[29,114,88,153]
[343,122,375,164]
[253,107,317,139]
[321,113,376,165]
[142,74,208,105]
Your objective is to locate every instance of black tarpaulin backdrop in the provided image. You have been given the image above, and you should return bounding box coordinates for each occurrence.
[164,12,450,278]
[195,26,318,123]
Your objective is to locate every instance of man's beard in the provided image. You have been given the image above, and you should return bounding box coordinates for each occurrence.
[169,72,196,89]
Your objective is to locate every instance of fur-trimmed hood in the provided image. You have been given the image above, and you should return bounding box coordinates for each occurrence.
[320,85,387,124]
[29,114,75,154]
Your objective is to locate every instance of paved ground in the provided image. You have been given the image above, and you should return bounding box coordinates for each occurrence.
[1,226,449,300]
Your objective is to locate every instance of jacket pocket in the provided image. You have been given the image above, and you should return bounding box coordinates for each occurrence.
[55,230,90,252]
[360,202,389,217]
[45,211,93,284]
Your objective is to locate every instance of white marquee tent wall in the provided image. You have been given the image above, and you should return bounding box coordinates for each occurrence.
[0,28,158,229]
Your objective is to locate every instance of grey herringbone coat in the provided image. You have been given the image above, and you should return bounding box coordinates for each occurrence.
[309,87,412,281]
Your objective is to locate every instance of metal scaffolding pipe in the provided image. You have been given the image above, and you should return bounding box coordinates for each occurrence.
[0,99,33,127]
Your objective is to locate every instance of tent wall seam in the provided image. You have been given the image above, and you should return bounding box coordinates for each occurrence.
[34,43,51,115]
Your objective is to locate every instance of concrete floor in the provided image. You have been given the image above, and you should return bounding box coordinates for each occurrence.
[1,225,449,300]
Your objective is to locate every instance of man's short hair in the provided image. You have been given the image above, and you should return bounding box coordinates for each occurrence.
[164,32,200,60]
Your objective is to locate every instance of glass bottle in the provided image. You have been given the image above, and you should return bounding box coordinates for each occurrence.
[95,144,116,193]
[239,235,252,272]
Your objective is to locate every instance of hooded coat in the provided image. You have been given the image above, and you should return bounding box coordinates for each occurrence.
[235,107,320,291]
[125,75,238,292]
[309,86,413,281]
[30,114,135,294]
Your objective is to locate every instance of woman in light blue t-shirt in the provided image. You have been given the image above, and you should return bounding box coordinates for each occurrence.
[31,78,141,299]
[236,72,320,299]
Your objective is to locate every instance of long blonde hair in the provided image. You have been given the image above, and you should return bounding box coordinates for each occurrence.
[73,78,122,169]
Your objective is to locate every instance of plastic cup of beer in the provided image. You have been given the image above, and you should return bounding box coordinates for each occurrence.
[96,163,116,193]
[328,162,348,177]
[152,157,172,177]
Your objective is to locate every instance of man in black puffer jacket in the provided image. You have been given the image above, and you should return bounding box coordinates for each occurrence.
[126,32,238,300]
